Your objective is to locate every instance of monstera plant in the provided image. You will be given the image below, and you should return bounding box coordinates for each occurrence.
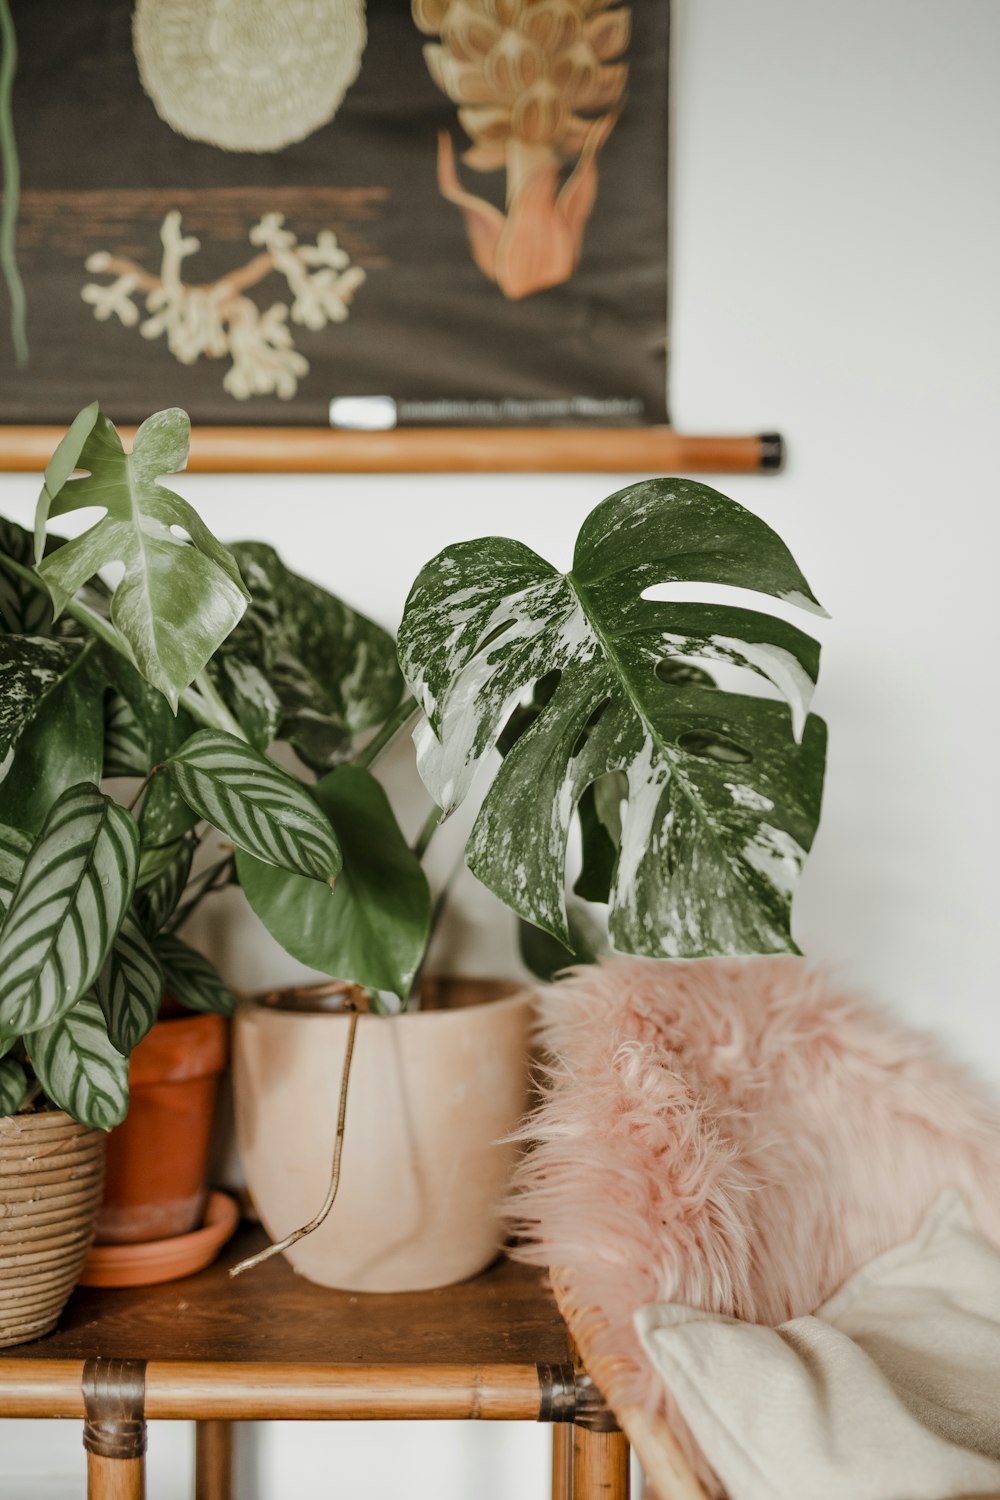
[397,478,827,962]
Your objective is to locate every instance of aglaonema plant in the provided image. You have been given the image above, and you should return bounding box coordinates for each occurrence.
[0,401,828,1155]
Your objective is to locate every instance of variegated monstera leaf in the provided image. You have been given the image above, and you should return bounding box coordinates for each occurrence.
[398,480,828,958]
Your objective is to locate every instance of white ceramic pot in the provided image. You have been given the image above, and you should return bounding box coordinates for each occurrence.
[233,979,535,1292]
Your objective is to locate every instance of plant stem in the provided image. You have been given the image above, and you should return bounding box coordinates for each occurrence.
[353,695,420,770]
[230,1003,361,1277]
[412,802,443,860]
[165,853,234,934]
[127,764,162,814]
[0,551,248,738]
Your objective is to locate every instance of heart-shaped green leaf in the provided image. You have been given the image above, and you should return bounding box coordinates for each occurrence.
[217,543,403,770]
[236,766,431,998]
[167,729,341,882]
[154,935,235,1016]
[95,908,165,1054]
[0,1056,27,1114]
[27,993,130,1129]
[0,783,139,1037]
[398,479,827,958]
[34,404,249,708]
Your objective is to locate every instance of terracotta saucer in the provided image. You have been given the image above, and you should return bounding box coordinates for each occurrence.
[78,1191,240,1288]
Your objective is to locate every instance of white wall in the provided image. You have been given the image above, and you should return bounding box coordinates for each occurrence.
[3,1,999,1493]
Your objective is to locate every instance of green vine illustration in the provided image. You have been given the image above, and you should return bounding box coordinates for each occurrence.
[0,0,28,366]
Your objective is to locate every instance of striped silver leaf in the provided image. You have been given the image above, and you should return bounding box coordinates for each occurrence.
[0,1056,27,1114]
[95,908,165,1054]
[167,730,341,882]
[103,688,150,778]
[0,823,30,917]
[27,993,130,1129]
[135,834,195,934]
[0,783,139,1038]
[155,935,236,1016]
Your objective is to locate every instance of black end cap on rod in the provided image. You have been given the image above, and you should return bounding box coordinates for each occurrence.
[759,432,785,472]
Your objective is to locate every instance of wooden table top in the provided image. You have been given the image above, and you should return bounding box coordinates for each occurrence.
[0,1225,573,1422]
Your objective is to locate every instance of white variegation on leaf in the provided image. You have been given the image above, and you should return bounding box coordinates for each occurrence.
[0,783,139,1038]
[166,729,342,882]
[398,479,828,958]
[34,403,249,708]
[27,993,130,1129]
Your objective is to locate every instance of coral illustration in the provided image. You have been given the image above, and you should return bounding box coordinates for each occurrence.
[133,0,368,154]
[412,0,630,300]
[82,211,366,400]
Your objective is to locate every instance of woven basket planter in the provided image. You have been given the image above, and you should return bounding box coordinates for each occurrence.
[0,1111,105,1347]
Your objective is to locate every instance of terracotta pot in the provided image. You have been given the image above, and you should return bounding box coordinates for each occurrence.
[95,1012,228,1245]
[234,978,536,1293]
[0,1111,105,1347]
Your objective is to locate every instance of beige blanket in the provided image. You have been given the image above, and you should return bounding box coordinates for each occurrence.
[636,1192,1000,1500]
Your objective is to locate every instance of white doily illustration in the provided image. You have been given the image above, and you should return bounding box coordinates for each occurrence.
[133,0,367,153]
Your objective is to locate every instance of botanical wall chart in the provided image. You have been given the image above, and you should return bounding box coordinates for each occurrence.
[0,0,670,432]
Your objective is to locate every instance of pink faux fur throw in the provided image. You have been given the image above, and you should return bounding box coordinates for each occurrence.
[508,956,1000,1486]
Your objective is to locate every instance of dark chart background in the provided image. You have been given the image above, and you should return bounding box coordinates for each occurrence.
[2,0,669,427]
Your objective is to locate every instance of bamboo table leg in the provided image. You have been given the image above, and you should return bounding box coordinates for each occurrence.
[553,1423,574,1500]
[82,1359,147,1500]
[195,1419,233,1500]
[572,1425,630,1500]
[86,1451,145,1500]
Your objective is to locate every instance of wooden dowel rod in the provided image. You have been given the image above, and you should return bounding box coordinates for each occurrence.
[552,1423,574,1500]
[0,1359,543,1420]
[86,1451,145,1500]
[0,426,783,475]
[572,1426,630,1500]
[195,1420,232,1500]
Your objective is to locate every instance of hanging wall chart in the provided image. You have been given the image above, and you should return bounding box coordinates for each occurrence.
[0,0,781,472]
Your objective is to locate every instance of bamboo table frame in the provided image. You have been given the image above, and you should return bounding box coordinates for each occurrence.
[0,426,783,475]
[0,1225,630,1500]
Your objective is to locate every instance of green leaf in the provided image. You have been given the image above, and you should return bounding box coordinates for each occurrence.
[219,542,403,771]
[0,783,139,1037]
[519,899,609,983]
[0,1056,27,1114]
[102,689,149,779]
[0,637,106,835]
[95,908,165,1054]
[0,517,56,634]
[0,824,30,916]
[398,479,827,958]
[154,935,235,1016]
[236,765,431,998]
[100,646,198,775]
[167,729,342,882]
[27,993,130,1129]
[135,834,195,934]
[139,773,200,855]
[34,405,249,708]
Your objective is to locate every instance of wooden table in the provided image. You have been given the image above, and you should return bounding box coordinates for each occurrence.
[0,1223,629,1499]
